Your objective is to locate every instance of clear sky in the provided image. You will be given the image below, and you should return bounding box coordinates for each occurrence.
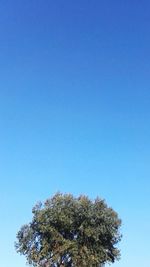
[0,1,150,267]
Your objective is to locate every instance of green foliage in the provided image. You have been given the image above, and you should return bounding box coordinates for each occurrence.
[15,193,122,267]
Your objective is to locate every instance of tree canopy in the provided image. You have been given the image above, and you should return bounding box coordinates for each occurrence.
[15,193,122,267]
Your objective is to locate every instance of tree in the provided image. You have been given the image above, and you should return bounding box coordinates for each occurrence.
[15,193,122,267]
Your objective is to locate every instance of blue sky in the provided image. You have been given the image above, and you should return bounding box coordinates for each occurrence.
[0,1,150,266]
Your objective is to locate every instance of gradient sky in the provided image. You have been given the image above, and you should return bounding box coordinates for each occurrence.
[0,1,150,267]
